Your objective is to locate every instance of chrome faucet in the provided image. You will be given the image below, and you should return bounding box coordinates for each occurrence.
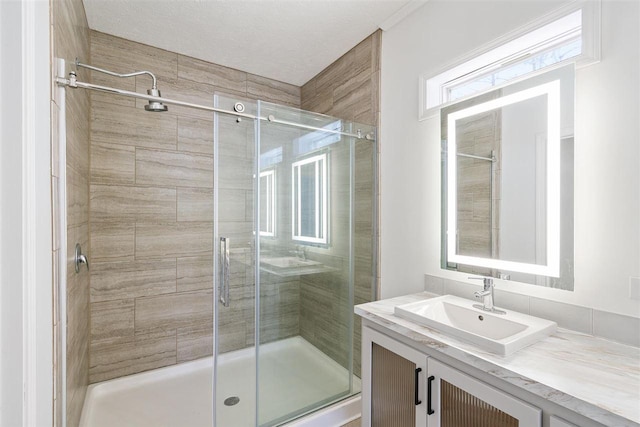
[469,276,506,315]
[289,245,307,260]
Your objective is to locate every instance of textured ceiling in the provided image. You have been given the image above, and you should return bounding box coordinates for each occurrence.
[82,0,423,86]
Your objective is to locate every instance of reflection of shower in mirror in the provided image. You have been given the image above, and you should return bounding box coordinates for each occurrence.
[441,64,575,290]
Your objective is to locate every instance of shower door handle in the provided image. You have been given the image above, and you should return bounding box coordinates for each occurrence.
[219,237,230,307]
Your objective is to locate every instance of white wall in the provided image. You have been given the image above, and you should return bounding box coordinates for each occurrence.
[380,0,640,317]
[1,2,25,425]
[0,0,53,425]
[500,95,545,265]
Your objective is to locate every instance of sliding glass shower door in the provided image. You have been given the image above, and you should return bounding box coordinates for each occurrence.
[256,102,360,426]
[214,95,375,427]
[214,95,258,427]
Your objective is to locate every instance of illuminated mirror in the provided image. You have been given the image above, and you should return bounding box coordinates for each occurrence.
[259,169,276,237]
[441,65,574,289]
[292,153,328,244]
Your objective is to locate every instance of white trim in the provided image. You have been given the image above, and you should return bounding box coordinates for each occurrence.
[419,0,600,120]
[25,0,54,424]
[0,8,3,424]
[4,0,55,425]
[0,0,56,425]
[0,1,25,425]
[379,0,428,31]
[23,0,38,421]
[56,58,69,427]
[284,396,361,427]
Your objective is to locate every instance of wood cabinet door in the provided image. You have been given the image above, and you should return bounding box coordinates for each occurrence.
[427,359,541,427]
[363,327,429,427]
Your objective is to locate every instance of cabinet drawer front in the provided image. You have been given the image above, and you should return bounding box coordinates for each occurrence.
[427,359,541,427]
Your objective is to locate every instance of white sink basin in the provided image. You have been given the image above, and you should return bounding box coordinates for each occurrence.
[260,256,321,269]
[394,295,556,356]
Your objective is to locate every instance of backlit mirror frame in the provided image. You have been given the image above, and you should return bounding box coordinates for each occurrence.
[259,168,276,237]
[292,152,328,245]
[446,79,562,277]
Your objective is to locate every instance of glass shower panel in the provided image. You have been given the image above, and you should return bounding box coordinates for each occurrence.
[214,95,376,427]
[213,95,258,427]
[256,101,370,426]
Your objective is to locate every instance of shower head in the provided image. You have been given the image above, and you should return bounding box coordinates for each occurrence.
[74,61,168,112]
[145,88,168,112]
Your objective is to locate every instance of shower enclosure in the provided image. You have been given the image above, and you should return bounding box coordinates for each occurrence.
[57,58,377,426]
[213,95,374,426]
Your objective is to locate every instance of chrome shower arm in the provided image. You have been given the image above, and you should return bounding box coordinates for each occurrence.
[76,60,158,89]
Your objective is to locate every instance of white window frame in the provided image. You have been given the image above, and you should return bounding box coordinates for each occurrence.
[419,0,600,120]
[292,153,328,245]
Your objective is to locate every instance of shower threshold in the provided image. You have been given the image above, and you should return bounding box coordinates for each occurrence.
[79,336,361,427]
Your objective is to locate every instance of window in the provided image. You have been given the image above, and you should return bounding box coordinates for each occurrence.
[292,153,328,244]
[293,120,342,157]
[419,0,600,119]
[446,37,581,102]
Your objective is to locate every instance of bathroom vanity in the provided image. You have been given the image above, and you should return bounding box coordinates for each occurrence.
[356,293,640,427]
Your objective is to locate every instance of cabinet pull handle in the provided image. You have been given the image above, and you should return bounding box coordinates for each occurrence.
[427,375,435,415]
[414,368,422,405]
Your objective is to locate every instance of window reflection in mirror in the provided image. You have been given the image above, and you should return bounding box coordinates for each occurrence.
[292,153,328,244]
[259,146,283,238]
[259,169,276,237]
[441,64,574,289]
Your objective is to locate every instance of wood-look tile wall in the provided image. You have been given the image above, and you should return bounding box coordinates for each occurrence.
[52,0,91,425]
[88,31,301,383]
[441,93,502,278]
[454,111,501,275]
[300,30,381,377]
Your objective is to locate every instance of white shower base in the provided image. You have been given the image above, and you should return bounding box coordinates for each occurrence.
[79,336,361,427]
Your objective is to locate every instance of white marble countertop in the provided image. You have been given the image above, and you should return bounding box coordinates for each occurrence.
[355,292,640,427]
